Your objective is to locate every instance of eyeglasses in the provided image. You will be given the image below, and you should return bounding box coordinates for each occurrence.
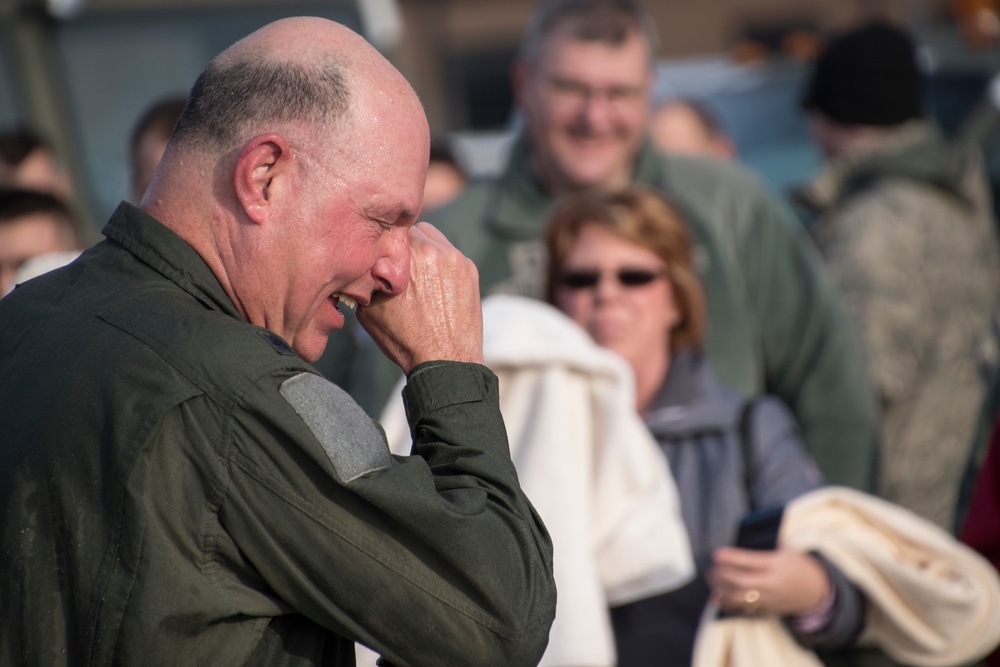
[558,268,664,290]
[546,76,646,108]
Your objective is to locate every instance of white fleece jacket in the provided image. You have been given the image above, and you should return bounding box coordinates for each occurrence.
[363,295,695,667]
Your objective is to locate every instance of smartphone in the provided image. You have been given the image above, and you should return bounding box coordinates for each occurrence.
[716,505,786,619]
[734,505,785,551]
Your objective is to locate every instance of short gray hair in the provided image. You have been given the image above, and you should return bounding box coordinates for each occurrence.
[172,57,351,150]
[518,0,660,66]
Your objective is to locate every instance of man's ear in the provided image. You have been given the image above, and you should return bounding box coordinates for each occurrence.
[510,60,530,109]
[233,134,292,225]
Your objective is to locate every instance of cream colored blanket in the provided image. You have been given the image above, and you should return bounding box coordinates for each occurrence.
[693,487,1000,667]
[367,295,695,667]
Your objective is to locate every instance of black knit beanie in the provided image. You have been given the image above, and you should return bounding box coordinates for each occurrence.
[802,22,925,126]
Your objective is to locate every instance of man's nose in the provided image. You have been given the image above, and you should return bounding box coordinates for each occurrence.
[579,92,616,131]
[372,228,411,296]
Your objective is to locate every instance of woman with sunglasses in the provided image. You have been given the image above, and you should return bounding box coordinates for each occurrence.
[544,185,865,665]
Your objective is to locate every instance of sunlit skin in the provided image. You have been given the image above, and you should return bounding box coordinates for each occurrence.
[144,18,430,364]
[132,131,171,203]
[554,224,677,413]
[514,25,653,195]
[229,115,428,363]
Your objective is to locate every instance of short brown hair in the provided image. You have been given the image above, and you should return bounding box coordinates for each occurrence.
[544,184,706,351]
[518,0,660,65]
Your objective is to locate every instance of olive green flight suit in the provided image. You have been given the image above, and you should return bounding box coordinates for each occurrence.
[0,203,556,667]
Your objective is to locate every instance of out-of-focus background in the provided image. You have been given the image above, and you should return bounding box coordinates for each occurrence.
[3,0,1000,235]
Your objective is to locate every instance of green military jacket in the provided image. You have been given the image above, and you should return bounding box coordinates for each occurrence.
[0,203,556,667]
[360,136,876,490]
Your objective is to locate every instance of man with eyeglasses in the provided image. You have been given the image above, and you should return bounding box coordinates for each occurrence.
[347,0,878,494]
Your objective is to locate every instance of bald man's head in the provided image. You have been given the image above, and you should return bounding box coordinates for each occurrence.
[172,53,348,152]
[145,17,431,362]
[171,18,415,151]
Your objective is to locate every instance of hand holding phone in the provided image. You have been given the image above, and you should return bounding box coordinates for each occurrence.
[714,506,786,618]
[734,505,785,551]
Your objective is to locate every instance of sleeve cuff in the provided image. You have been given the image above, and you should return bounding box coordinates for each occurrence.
[402,361,498,423]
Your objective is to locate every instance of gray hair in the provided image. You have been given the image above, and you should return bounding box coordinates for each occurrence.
[518,0,660,65]
[172,57,351,150]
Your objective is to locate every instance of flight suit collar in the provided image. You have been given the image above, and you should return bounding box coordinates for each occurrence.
[102,201,243,321]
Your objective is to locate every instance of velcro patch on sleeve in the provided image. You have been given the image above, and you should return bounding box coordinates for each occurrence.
[279,372,392,482]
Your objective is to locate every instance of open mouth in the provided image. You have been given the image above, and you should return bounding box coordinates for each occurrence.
[335,294,358,311]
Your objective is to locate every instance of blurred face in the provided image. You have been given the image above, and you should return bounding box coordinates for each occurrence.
[651,102,734,160]
[255,102,430,362]
[554,224,678,372]
[516,25,653,194]
[422,161,465,212]
[13,148,73,200]
[0,213,71,296]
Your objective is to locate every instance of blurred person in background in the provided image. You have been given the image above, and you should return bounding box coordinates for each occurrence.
[0,187,82,297]
[0,127,73,200]
[544,185,866,666]
[423,139,467,212]
[796,21,1000,531]
[129,94,187,203]
[415,0,878,491]
[649,97,737,160]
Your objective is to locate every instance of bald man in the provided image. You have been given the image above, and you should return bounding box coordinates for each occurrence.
[0,17,555,667]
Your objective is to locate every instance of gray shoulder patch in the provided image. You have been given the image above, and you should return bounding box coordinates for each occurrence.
[279,372,392,482]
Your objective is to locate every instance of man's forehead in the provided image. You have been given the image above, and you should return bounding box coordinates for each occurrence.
[537,29,652,77]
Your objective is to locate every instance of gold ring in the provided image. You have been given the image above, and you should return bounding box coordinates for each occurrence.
[744,589,760,614]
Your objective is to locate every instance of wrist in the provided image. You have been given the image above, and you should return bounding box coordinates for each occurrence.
[789,575,836,633]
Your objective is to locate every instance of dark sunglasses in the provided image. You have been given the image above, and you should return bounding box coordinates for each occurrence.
[558,268,664,290]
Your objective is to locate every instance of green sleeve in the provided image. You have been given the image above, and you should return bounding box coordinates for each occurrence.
[220,362,556,667]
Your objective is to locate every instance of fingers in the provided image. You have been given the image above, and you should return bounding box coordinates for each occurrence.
[712,546,774,569]
[709,548,831,617]
[411,220,450,244]
[357,221,484,374]
[708,550,771,610]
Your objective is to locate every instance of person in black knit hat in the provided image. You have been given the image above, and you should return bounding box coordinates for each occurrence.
[796,20,1000,536]
[801,22,924,131]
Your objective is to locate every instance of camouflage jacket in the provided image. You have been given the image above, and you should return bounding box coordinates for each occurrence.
[801,121,1000,530]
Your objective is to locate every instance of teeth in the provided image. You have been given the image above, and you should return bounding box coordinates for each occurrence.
[338,294,358,310]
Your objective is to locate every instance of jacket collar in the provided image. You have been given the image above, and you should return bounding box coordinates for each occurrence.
[644,348,743,436]
[102,201,243,321]
[794,121,971,212]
